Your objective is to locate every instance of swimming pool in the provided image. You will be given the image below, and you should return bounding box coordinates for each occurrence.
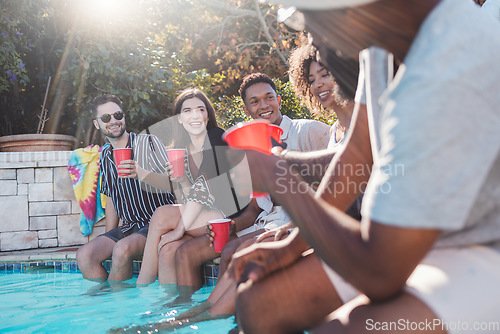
[0,270,236,333]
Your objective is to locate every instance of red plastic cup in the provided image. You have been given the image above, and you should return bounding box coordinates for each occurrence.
[210,218,231,253]
[268,124,283,145]
[223,120,272,154]
[167,149,186,177]
[223,120,272,198]
[113,148,132,177]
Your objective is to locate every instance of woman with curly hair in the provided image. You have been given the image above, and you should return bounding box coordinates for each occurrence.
[288,43,359,146]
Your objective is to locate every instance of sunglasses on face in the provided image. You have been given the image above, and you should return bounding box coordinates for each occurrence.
[97,111,124,123]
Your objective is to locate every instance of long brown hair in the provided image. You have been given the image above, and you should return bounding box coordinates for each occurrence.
[170,87,218,148]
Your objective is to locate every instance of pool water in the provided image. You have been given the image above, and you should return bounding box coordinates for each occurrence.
[0,271,236,333]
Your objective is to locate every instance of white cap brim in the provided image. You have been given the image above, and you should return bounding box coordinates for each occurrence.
[277,7,306,31]
[263,0,378,10]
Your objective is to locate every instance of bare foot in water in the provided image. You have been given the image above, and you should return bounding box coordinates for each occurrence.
[107,310,232,333]
[176,300,212,319]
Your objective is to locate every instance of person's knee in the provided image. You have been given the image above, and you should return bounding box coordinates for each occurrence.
[76,243,96,267]
[175,242,194,266]
[111,240,135,265]
[76,245,88,266]
[220,238,240,265]
[149,206,177,231]
[158,242,178,267]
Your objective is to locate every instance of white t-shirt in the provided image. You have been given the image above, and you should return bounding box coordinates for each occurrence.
[482,0,500,20]
[279,115,331,152]
[361,0,500,249]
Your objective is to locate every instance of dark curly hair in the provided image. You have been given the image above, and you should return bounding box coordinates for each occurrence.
[288,44,323,112]
[288,44,358,113]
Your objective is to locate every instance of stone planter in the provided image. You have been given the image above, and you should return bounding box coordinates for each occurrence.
[0,134,77,152]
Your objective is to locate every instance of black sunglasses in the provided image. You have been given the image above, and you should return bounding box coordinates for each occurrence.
[97,111,124,123]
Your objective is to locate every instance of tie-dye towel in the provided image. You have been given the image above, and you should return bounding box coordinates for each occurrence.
[67,144,108,236]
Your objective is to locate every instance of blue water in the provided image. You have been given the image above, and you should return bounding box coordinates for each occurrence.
[0,271,236,333]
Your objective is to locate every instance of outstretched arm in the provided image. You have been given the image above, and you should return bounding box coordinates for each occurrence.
[231,104,441,300]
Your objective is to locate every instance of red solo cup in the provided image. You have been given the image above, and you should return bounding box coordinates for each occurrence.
[113,148,132,177]
[268,124,283,145]
[210,218,232,253]
[223,120,272,198]
[167,149,186,177]
[223,120,272,154]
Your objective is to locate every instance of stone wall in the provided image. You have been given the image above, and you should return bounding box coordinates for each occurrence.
[0,151,105,252]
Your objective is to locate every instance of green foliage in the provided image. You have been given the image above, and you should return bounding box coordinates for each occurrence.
[0,1,41,94]
[213,94,250,130]
[0,0,312,145]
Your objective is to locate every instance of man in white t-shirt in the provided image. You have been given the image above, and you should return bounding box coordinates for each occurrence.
[227,1,500,334]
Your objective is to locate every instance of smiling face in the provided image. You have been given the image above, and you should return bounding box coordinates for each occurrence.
[93,101,126,139]
[308,61,337,109]
[178,97,209,137]
[308,60,351,112]
[243,82,283,125]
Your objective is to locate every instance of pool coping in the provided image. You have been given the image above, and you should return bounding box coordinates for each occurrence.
[0,246,79,262]
[0,246,219,285]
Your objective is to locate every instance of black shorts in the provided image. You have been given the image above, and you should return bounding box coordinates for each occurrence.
[101,224,149,243]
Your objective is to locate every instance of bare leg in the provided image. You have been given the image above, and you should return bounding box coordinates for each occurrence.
[175,270,236,320]
[236,252,342,334]
[157,235,193,285]
[176,235,266,320]
[77,235,116,281]
[174,234,218,290]
[195,235,272,318]
[157,207,222,285]
[136,205,182,285]
[313,293,446,334]
[218,230,264,275]
[108,233,147,281]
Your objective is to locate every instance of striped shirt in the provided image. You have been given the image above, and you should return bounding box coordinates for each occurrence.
[100,132,176,233]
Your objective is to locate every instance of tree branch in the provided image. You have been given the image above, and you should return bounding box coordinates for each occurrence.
[251,0,287,65]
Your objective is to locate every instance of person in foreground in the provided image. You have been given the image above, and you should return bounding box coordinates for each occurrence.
[135,87,247,285]
[227,0,500,333]
[76,94,176,282]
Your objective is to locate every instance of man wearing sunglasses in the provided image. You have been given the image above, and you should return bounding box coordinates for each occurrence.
[76,94,176,282]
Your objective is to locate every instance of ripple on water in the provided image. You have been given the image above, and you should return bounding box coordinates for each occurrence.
[0,272,236,333]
